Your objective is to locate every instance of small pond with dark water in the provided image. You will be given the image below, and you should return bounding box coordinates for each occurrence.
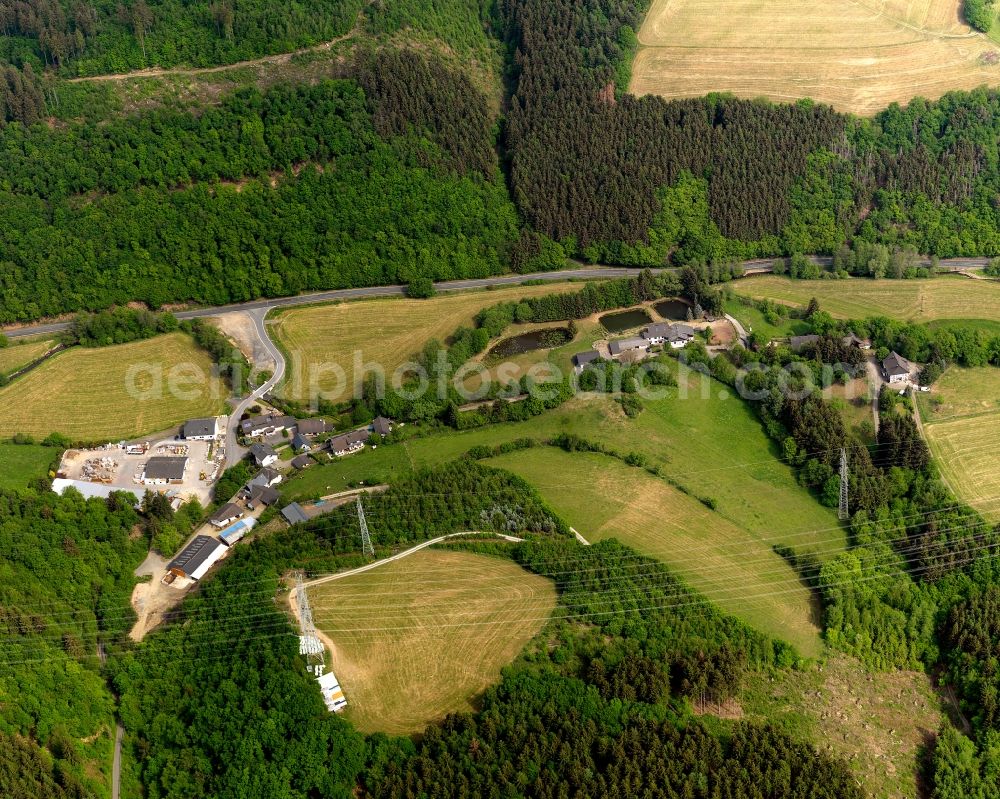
[599,308,652,333]
[486,327,573,359]
[653,298,691,320]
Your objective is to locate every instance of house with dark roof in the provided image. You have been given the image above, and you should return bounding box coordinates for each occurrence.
[291,454,313,470]
[572,350,601,371]
[250,443,278,467]
[291,432,311,453]
[209,502,243,528]
[883,352,911,384]
[649,323,695,349]
[247,485,279,510]
[789,334,820,353]
[372,416,393,437]
[329,430,368,457]
[247,466,282,489]
[167,535,227,580]
[142,457,188,485]
[642,323,671,344]
[281,502,309,525]
[296,418,329,436]
[608,337,649,358]
[240,414,296,438]
[182,417,218,441]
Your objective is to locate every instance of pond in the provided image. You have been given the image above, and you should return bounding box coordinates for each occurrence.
[599,308,652,333]
[653,298,691,320]
[486,327,573,359]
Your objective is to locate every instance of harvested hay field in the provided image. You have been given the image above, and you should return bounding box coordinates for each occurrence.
[0,338,55,376]
[0,333,224,441]
[631,0,1000,115]
[923,414,1000,521]
[919,366,1000,521]
[310,548,556,735]
[488,448,825,657]
[272,282,585,403]
[731,274,1000,322]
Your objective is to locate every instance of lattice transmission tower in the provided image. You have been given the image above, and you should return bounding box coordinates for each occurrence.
[838,447,850,521]
[357,496,374,558]
[296,571,325,674]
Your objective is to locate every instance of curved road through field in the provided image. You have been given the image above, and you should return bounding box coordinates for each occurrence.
[224,308,286,466]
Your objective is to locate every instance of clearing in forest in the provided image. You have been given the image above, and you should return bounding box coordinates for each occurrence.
[488,447,825,656]
[731,274,1000,322]
[742,655,942,799]
[0,333,224,441]
[631,0,1000,115]
[271,282,584,403]
[309,548,556,735]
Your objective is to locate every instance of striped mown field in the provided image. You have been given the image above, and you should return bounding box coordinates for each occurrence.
[919,366,1000,521]
[631,0,1000,115]
[730,274,1000,322]
[310,549,556,735]
[271,282,585,403]
[0,333,225,441]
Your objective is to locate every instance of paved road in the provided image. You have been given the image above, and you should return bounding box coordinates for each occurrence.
[2,267,659,340]
[224,307,286,467]
[111,723,123,799]
[7,257,995,342]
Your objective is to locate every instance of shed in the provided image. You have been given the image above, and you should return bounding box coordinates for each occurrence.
[291,454,313,470]
[282,502,309,525]
[219,517,257,547]
[372,416,393,437]
[789,334,820,352]
[316,671,347,712]
[608,337,648,357]
[572,350,601,369]
[209,502,243,528]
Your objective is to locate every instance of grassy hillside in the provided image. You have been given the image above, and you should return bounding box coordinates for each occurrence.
[0,338,54,376]
[286,366,842,554]
[0,332,223,441]
[488,448,824,655]
[309,548,556,735]
[730,274,1000,322]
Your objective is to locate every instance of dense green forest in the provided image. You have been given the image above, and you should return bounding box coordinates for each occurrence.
[0,72,522,323]
[0,0,365,76]
[0,485,196,796]
[5,0,1000,324]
